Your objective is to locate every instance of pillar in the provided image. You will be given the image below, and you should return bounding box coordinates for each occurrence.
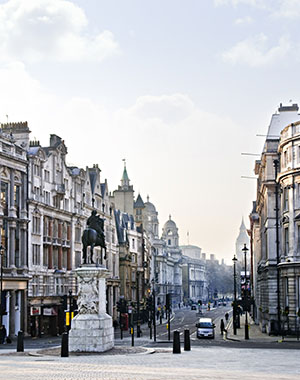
[48,220,53,269]
[58,223,62,269]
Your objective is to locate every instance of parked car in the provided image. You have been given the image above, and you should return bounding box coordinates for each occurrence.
[191,304,197,310]
[196,318,215,339]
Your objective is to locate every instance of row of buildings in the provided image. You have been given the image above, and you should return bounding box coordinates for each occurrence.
[0,121,209,338]
[249,103,300,334]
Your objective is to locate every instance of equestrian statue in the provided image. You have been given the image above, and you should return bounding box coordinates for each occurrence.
[82,210,107,264]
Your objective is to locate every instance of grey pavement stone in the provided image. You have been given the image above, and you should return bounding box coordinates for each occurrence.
[0,346,299,380]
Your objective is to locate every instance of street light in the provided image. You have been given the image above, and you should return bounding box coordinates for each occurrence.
[242,243,249,340]
[0,245,5,327]
[232,254,238,335]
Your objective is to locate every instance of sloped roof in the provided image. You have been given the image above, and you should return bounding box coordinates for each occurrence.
[134,194,145,208]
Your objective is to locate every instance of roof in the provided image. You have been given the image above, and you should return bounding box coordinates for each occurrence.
[134,194,145,208]
[100,183,106,198]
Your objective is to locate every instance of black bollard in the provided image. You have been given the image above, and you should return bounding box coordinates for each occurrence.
[184,329,191,351]
[173,330,181,354]
[61,332,69,357]
[17,331,24,352]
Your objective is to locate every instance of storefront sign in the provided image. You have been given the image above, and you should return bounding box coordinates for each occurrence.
[30,306,41,316]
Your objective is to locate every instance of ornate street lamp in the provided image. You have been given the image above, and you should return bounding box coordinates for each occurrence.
[242,244,249,340]
[232,254,238,335]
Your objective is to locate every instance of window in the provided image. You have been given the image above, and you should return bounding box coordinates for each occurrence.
[132,238,135,249]
[32,275,39,296]
[33,186,40,201]
[284,227,289,255]
[32,216,41,234]
[44,170,50,182]
[62,249,68,269]
[43,191,50,205]
[44,276,51,296]
[1,182,8,216]
[168,239,171,246]
[64,198,69,211]
[32,244,40,265]
[75,251,81,268]
[43,246,48,267]
[283,187,289,211]
[53,248,58,268]
[14,185,20,216]
[33,164,41,177]
[285,277,289,308]
[112,229,115,244]
[75,227,81,243]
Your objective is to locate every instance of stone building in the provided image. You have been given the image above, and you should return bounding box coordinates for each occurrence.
[180,245,206,303]
[251,103,300,333]
[110,166,151,308]
[161,216,183,306]
[0,123,30,337]
[2,123,119,336]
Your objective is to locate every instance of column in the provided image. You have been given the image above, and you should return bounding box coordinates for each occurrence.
[67,225,71,270]
[58,222,62,269]
[9,291,15,338]
[9,224,16,268]
[20,223,28,268]
[9,170,16,219]
[48,219,53,269]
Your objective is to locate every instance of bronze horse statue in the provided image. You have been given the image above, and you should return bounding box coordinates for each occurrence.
[82,211,107,264]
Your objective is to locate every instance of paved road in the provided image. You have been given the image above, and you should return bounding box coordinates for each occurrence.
[0,346,299,380]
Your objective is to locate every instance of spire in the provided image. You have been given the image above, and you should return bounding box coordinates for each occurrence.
[240,217,246,231]
[121,159,130,189]
[169,214,171,220]
[147,195,149,202]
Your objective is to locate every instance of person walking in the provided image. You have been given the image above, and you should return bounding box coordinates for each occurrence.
[220,319,225,335]
[0,325,6,344]
[225,312,229,323]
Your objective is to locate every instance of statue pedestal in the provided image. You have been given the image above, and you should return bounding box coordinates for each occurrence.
[69,266,114,352]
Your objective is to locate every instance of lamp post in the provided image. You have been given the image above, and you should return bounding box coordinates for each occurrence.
[0,245,5,327]
[136,271,141,337]
[242,244,249,340]
[232,254,238,335]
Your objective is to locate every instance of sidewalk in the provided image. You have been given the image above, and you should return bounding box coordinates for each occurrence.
[225,313,300,343]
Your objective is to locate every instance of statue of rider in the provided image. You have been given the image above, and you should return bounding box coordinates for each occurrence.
[87,210,104,240]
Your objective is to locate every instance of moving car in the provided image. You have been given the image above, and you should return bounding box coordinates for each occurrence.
[191,304,197,310]
[196,318,215,339]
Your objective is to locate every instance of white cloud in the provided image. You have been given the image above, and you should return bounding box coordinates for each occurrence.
[234,16,254,25]
[214,0,266,8]
[222,33,291,67]
[0,0,120,63]
[272,0,300,19]
[118,94,195,125]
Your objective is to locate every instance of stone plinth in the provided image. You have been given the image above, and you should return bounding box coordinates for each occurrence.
[69,266,114,352]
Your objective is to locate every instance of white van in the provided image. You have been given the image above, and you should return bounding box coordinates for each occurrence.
[196,318,215,339]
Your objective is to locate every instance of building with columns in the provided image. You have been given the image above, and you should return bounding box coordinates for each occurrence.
[250,103,300,334]
[0,123,30,338]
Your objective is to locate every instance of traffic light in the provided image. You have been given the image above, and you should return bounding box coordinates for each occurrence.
[62,295,67,311]
[117,298,128,313]
[146,296,153,311]
[198,300,202,306]
[166,293,171,311]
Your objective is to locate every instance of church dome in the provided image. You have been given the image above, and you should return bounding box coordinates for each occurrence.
[145,201,156,213]
[163,215,177,231]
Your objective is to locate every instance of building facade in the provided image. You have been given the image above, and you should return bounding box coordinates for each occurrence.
[0,123,30,338]
[251,103,300,333]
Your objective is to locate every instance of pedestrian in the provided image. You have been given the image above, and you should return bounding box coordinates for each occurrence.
[220,319,225,335]
[225,312,229,322]
[156,309,160,320]
[0,325,6,344]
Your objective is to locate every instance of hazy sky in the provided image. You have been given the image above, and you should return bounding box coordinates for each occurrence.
[1,0,299,262]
